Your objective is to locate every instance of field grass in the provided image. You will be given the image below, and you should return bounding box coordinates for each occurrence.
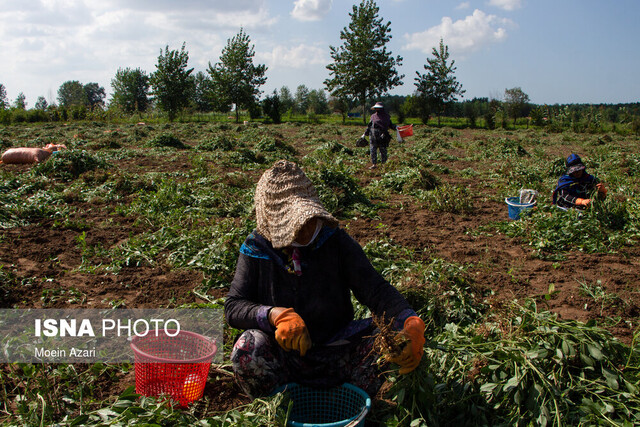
[1,120,640,425]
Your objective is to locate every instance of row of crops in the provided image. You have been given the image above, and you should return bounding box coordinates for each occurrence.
[1,121,640,425]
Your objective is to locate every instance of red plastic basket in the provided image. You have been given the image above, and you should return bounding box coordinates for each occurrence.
[130,329,217,407]
[398,124,413,138]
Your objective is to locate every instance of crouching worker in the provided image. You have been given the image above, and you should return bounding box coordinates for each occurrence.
[552,153,607,210]
[225,159,425,399]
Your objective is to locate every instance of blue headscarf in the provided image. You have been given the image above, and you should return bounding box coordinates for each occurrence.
[552,154,596,204]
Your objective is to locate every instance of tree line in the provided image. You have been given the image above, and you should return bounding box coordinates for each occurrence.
[0,0,638,133]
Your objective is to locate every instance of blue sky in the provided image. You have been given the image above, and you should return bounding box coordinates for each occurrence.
[0,0,638,108]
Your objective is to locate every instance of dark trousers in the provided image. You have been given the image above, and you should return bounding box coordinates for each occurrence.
[230,328,385,399]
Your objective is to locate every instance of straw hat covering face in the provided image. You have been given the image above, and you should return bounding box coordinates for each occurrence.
[255,160,338,248]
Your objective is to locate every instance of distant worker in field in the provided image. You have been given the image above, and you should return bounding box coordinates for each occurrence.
[363,102,397,169]
[225,159,425,399]
[552,153,607,209]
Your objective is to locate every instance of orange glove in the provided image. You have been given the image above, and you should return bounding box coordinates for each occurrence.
[595,183,607,198]
[388,316,425,374]
[272,308,311,356]
[575,198,591,208]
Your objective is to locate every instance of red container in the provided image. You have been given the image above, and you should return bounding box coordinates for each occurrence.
[398,124,413,138]
[130,329,217,407]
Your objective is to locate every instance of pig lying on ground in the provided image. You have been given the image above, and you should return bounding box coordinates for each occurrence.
[1,147,52,164]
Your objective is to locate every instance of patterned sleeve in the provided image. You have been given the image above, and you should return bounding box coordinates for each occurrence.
[556,187,579,207]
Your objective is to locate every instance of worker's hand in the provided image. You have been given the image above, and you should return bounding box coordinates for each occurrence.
[575,198,591,208]
[387,316,425,375]
[270,307,311,356]
[596,183,607,198]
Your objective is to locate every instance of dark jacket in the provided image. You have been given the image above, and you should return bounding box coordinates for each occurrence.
[365,110,396,146]
[552,171,599,209]
[225,226,414,345]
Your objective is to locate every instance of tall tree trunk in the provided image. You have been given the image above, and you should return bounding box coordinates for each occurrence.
[362,102,367,125]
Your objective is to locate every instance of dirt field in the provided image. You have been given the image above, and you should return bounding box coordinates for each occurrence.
[1,122,639,417]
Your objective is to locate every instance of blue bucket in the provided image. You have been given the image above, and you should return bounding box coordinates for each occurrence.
[275,383,371,427]
[505,196,536,220]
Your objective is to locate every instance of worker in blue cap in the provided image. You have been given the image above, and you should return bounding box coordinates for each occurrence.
[552,154,607,209]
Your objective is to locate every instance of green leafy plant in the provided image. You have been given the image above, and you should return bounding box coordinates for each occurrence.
[32,150,110,181]
[495,201,640,256]
[416,183,474,214]
[386,300,640,426]
[145,132,187,149]
[312,165,377,218]
[578,279,622,316]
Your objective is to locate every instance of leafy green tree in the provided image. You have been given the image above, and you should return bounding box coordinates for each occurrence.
[328,94,352,123]
[324,0,403,123]
[307,89,329,115]
[504,87,530,126]
[294,84,310,114]
[151,43,194,121]
[35,96,48,110]
[193,71,214,112]
[530,106,545,127]
[278,86,295,115]
[208,28,267,123]
[463,97,488,128]
[415,38,465,126]
[13,92,26,110]
[403,93,431,124]
[57,80,87,107]
[262,90,281,124]
[484,98,501,130]
[83,83,106,110]
[111,67,151,114]
[0,84,7,109]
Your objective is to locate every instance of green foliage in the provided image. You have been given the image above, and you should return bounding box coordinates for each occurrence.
[3,121,640,426]
[262,90,282,124]
[504,87,531,125]
[151,42,194,121]
[110,67,151,114]
[84,82,106,110]
[370,167,439,194]
[324,0,403,121]
[415,38,465,126]
[0,83,7,109]
[416,183,474,214]
[311,164,377,218]
[2,363,131,426]
[57,80,87,107]
[254,135,296,155]
[197,134,235,151]
[146,132,187,149]
[32,150,110,181]
[495,199,640,256]
[387,300,640,426]
[0,264,19,307]
[208,28,267,123]
[65,385,288,426]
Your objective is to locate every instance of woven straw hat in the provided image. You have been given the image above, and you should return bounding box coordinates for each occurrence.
[255,160,338,248]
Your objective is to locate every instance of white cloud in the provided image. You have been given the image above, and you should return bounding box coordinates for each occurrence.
[0,0,278,103]
[488,0,522,11]
[290,0,332,22]
[258,44,327,69]
[457,2,471,10]
[403,9,513,55]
